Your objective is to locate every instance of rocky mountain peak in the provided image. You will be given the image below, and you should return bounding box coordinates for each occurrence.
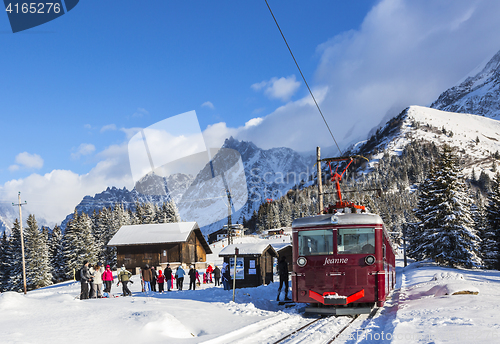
[431,49,500,118]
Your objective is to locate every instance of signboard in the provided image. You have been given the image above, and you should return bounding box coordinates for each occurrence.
[229,257,244,280]
[248,268,257,275]
[249,260,256,268]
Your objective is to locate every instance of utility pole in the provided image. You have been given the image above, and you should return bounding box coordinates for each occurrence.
[317,147,324,214]
[12,192,27,295]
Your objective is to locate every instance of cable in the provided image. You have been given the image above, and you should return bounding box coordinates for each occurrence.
[264,0,342,155]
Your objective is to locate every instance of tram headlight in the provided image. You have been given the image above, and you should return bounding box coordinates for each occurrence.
[365,255,376,265]
[297,257,307,267]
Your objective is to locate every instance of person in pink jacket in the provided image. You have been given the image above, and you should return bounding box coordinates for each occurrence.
[102,265,113,293]
[157,269,165,293]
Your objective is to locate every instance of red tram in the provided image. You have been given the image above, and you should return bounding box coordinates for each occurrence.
[291,212,396,315]
[291,156,396,315]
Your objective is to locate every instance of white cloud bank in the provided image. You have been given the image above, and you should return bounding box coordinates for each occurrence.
[1,143,134,227]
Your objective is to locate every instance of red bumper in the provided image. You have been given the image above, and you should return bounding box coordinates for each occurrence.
[308,289,365,305]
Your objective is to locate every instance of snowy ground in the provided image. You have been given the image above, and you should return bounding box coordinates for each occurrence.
[2,243,500,343]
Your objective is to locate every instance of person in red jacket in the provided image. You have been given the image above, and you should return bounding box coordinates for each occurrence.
[102,265,113,293]
[157,269,165,293]
[206,264,214,283]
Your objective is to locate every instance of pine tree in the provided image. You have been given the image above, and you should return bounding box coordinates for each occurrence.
[63,210,98,279]
[485,173,500,269]
[24,215,52,290]
[409,165,437,260]
[4,219,24,292]
[49,224,66,282]
[0,231,7,291]
[415,145,480,268]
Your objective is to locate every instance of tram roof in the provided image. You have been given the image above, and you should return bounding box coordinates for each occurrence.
[292,212,384,229]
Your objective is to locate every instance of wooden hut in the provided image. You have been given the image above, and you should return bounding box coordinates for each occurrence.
[108,222,212,273]
[271,243,293,272]
[219,243,278,288]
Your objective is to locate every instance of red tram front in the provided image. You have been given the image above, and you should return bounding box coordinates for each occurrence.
[291,212,396,315]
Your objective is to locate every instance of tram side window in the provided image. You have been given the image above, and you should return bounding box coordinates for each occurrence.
[337,228,375,254]
[298,229,334,256]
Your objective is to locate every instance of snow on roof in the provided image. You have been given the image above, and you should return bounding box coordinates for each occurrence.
[292,212,383,229]
[270,242,292,252]
[219,242,278,256]
[108,222,199,246]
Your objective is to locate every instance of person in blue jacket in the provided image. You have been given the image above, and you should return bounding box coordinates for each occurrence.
[175,265,185,290]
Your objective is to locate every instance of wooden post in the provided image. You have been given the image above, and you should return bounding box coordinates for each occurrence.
[317,147,323,214]
[232,248,238,302]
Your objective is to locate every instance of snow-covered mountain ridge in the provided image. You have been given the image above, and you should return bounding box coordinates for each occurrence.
[56,137,315,235]
[355,105,500,177]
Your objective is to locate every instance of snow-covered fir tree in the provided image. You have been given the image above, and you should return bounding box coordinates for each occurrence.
[63,210,98,279]
[49,224,66,282]
[4,219,25,292]
[485,173,500,269]
[0,231,7,291]
[413,145,480,268]
[409,164,438,260]
[24,214,53,290]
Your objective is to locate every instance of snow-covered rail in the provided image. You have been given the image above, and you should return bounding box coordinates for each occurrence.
[199,313,310,344]
[275,307,379,344]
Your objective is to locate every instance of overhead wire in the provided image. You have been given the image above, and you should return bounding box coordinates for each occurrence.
[264,0,342,155]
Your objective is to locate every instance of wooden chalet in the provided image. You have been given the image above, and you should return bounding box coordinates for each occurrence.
[108,222,212,273]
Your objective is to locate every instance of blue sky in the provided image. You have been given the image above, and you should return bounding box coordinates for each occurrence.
[2,0,500,225]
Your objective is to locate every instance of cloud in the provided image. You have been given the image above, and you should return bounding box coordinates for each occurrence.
[236,0,500,152]
[9,152,44,171]
[251,75,301,102]
[132,108,149,118]
[8,165,19,172]
[202,101,215,109]
[71,143,96,160]
[120,127,143,140]
[100,124,117,133]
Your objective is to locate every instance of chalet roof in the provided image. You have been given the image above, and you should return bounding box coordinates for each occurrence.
[108,222,212,254]
[270,242,292,252]
[219,243,278,257]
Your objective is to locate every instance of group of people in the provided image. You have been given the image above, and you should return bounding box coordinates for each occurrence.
[79,261,114,300]
[141,264,223,292]
[79,261,240,299]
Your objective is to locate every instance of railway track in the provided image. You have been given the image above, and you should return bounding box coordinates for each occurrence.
[273,307,379,344]
[201,307,379,344]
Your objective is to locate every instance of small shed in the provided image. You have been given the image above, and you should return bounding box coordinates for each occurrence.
[108,222,212,273]
[219,243,278,288]
[271,243,293,272]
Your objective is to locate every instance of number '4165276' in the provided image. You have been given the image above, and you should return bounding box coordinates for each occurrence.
[5,2,61,14]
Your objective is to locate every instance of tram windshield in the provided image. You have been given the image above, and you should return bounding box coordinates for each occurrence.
[298,229,334,256]
[337,228,375,254]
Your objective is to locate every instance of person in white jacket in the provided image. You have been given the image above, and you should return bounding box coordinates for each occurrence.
[89,262,105,298]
